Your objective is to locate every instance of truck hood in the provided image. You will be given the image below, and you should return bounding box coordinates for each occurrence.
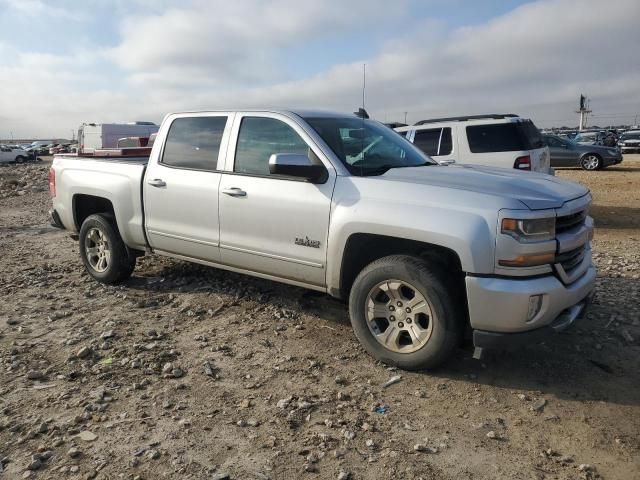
[381,164,589,210]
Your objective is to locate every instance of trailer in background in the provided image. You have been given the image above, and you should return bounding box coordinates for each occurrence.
[78,122,159,153]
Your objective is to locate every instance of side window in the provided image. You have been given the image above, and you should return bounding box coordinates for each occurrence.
[162,116,227,170]
[413,128,442,156]
[234,117,309,176]
[439,127,453,155]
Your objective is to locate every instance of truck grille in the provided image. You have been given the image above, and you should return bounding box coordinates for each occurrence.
[556,210,586,233]
[555,246,586,273]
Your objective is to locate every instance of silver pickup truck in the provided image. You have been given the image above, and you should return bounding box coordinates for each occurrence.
[49,109,596,369]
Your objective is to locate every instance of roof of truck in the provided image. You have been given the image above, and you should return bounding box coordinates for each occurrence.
[166,109,360,119]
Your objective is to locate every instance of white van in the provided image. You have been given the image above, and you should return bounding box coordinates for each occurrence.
[78,122,159,153]
[396,114,551,174]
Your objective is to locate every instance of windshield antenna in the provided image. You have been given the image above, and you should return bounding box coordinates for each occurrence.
[362,63,366,111]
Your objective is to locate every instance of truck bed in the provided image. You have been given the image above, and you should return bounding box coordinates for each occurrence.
[51,155,148,250]
[55,153,150,164]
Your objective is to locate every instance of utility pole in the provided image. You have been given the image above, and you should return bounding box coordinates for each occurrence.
[576,94,591,131]
[404,112,408,124]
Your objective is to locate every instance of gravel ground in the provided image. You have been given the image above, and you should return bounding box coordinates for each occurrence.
[0,156,638,480]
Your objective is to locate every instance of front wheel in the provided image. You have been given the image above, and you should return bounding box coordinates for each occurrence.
[348,255,462,370]
[79,214,136,284]
[580,154,601,170]
[15,156,25,164]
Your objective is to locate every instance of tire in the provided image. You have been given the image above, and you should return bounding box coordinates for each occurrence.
[15,156,25,164]
[580,154,602,171]
[348,255,463,370]
[79,214,136,284]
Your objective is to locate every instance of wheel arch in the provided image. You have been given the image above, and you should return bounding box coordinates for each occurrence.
[72,194,116,231]
[337,233,466,301]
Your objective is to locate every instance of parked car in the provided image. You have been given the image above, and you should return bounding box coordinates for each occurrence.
[617,130,640,153]
[0,145,31,164]
[573,131,605,146]
[543,134,622,170]
[395,114,551,173]
[49,109,595,370]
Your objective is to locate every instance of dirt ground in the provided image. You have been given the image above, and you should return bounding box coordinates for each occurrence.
[1,156,638,480]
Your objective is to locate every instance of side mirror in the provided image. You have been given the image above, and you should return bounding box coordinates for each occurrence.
[269,153,327,183]
[438,159,456,166]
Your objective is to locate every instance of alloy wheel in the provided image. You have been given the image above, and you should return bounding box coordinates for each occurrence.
[365,279,434,353]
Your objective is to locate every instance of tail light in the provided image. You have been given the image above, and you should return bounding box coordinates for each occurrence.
[514,155,531,170]
[48,168,56,197]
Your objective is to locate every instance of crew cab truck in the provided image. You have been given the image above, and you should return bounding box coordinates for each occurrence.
[49,110,596,370]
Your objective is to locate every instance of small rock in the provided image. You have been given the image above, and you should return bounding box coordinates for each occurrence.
[211,473,230,480]
[303,462,318,473]
[382,375,402,389]
[27,458,42,471]
[337,471,350,480]
[147,450,161,460]
[27,370,45,381]
[486,431,499,440]
[578,464,594,472]
[172,368,185,378]
[531,398,547,412]
[162,362,174,374]
[334,376,347,385]
[365,439,375,448]
[414,443,437,453]
[77,431,97,442]
[76,346,92,359]
[67,447,82,458]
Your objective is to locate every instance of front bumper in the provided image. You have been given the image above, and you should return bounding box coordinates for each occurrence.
[473,292,592,349]
[466,264,596,339]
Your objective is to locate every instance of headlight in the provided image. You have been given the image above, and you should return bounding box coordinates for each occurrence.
[501,217,555,243]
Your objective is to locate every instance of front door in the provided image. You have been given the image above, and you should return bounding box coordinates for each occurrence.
[218,113,335,287]
[144,113,233,262]
[546,136,576,167]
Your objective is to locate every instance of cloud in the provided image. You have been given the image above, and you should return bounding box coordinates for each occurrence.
[0,0,86,21]
[108,0,404,89]
[0,0,639,138]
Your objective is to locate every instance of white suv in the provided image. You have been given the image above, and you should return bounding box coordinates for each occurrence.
[395,114,551,174]
[0,145,30,164]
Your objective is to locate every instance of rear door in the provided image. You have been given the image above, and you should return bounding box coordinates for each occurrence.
[463,121,549,172]
[410,126,455,163]
[144,113,233,262]
[218,113,335,287]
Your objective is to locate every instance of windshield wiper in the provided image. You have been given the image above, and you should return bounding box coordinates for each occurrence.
[355,162,432,176]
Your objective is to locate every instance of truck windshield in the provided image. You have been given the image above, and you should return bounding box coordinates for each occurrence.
[304,116,434,176]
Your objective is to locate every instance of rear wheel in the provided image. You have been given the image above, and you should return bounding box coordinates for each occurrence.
[348,255,462,370]
[580,154,601,170]
[79,214,135,284]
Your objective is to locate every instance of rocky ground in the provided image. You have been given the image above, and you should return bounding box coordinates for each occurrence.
[0,157,638,480]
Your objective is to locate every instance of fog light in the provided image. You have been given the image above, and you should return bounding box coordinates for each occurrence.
[527,295,543,321]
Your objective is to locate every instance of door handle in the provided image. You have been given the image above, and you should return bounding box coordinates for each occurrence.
[221,187,247,197]
[147,178,166,187]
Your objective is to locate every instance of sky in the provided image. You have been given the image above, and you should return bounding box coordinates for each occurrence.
[0,0,639,139]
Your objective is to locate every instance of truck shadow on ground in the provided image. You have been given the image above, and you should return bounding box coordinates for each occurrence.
[126,261,640,407]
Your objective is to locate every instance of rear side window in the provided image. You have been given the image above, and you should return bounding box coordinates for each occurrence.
[234,117,309,176]
[413,127,452,156]
[162,116,227,170]
[466,121,543,153]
